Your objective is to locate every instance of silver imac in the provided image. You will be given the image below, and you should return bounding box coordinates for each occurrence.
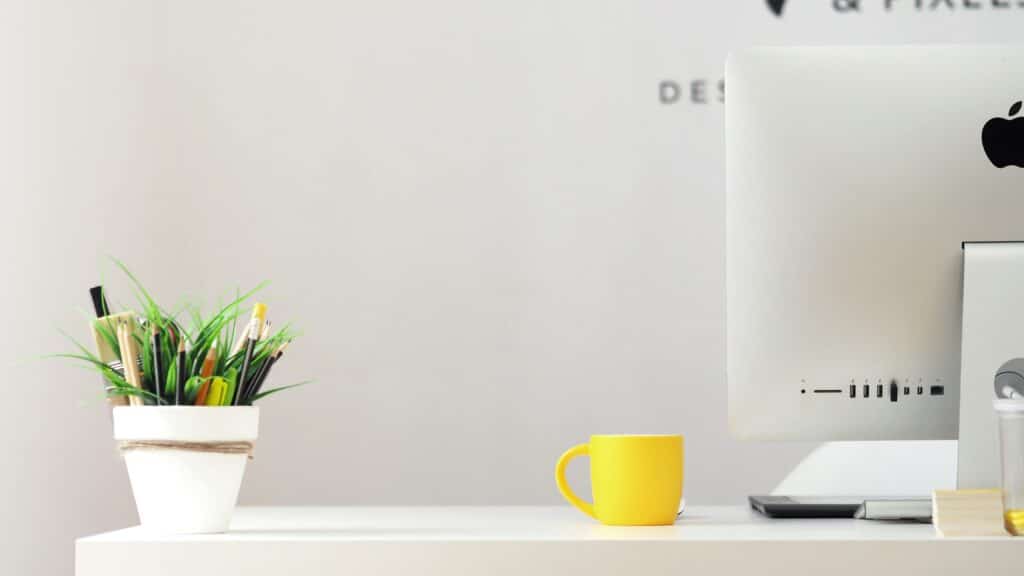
[726,45,1024,442]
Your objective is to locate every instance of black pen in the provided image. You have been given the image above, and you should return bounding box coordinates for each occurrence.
[89,286,110,317]
[247,341,288,402]
[90,285,124,405]
[150,325,164,405]
[242,342,278,403]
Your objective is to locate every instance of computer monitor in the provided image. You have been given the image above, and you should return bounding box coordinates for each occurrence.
[725,46,1024,441]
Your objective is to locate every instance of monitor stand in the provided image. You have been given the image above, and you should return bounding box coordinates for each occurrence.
[750,440,956,518]
[750,242,1024,519]
[958,241,1024,488]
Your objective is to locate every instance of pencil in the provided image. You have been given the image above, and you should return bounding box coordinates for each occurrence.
[232,303,267,406]
[175,336,186,405]
[150,325,164,405]
[126,323,146,404]
[230,328,248,357]
[114,321,129,404]
[200,339,218,378]
[88,285,127,406]
[117,321,144,406]
[194,339,218,406]
[230,319,269,356]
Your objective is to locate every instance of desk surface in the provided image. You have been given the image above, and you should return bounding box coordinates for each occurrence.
[76,506,1021,576]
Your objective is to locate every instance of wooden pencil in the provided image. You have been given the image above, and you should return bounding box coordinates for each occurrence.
[194,339,218,406]
[117,321,144,406]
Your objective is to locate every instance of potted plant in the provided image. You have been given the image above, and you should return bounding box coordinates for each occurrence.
[56,261,307,534]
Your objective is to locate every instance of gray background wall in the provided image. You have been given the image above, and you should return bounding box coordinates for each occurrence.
[2,1,1019,573]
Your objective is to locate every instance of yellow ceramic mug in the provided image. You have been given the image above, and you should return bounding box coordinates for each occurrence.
[556,434,683,526]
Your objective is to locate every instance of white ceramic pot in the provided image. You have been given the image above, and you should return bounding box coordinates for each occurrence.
[112,406,259,535]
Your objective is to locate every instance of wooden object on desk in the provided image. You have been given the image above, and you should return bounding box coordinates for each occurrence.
[76,506,1023,576]
[114,319,145,406]
[932,489,1008,537]
[91,311,139,407]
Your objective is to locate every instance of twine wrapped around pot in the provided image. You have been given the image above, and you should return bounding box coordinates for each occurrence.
[118,440,254,459]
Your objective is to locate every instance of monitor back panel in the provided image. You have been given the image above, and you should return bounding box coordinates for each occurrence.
[726,46,1024,440]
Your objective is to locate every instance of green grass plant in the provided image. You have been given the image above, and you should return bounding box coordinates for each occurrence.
[53,259,307,405]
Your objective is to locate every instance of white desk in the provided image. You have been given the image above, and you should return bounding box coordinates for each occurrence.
[76,506,1020,576]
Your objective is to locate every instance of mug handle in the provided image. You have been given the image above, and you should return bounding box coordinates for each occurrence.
[555,443,596,519]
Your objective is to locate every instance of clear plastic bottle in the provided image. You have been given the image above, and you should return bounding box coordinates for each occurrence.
[995,399,1024,535]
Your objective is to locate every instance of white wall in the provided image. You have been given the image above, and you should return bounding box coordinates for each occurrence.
[3,1,1021,574]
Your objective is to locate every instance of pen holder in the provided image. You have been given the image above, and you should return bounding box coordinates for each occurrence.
[112,406,259,535]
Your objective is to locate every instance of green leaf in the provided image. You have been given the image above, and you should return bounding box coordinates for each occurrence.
[56,262,305,406]
[184,375,206,405]
[249,381,312,403]
[104,385,162,403]
[140,332,155,403]
[222,375,237,407]
[164,361,177,398]
[93,318,121,357]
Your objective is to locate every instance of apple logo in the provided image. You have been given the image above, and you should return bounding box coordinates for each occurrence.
[982,100,1024,168]
[766,0,787,17]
